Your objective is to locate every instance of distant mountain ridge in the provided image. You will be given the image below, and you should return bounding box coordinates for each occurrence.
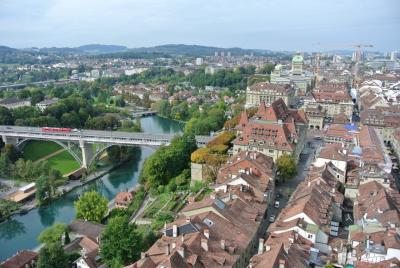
[128,44,276,56]
[0,44,285,57]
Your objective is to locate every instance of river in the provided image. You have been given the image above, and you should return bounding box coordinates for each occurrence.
[0,116,182,261]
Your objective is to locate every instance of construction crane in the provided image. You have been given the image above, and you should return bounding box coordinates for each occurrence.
[313,42,374,62]
[351,43,374,49]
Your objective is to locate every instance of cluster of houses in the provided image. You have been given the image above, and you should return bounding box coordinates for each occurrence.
[0,97,57,111]
[113,83,232,106]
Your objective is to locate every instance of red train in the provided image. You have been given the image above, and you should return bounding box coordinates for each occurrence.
[42,127,72,133]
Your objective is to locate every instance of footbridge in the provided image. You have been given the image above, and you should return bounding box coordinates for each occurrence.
[0,126,211,168]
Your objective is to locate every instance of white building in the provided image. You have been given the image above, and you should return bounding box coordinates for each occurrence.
[195,57,204,66]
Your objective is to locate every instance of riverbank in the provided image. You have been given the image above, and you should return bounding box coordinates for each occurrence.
[0,115,182,261]
[155,114,187,125]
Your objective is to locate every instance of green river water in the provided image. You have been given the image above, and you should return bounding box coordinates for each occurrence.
[0,116,182,260]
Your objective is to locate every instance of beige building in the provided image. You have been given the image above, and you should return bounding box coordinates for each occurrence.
[245,82,295,108]
[305,106,325,130]
[306,91,353,119]
[360,107,400,144]
[270,54,314,95]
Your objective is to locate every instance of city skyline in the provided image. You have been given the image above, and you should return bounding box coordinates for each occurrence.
[1,0,399,52]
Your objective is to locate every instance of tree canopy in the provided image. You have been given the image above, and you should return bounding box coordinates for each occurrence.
[75,191,108,223]
[37,242,69,268]
[276,154,297,180]
[100,216,141,266]
[38,223,67,245]
[139,135,197,189]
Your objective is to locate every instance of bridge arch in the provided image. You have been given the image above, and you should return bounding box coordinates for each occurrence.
[86,143,158,168]
[17,138,83,166]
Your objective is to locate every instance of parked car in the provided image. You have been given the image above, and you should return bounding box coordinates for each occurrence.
[274,201,280,208]
[269,215,276,223]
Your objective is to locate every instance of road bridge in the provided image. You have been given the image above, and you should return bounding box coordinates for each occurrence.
[132,110,157,117]
[0,78,79,90]
[0,126,211,168]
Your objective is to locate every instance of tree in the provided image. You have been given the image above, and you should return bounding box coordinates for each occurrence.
[64,229,71,245]
[0,107,13,125]
[36,176,53,205]
[75,191,108,223]
[276,154,297,180]
[258,63,275,74]
[38,223,67,245]
[1,144,20,163]
[106,146,121,164]
[100,216,141,266]
[37,242,68,268]
[139,135,197,189]
[30,90,45,105]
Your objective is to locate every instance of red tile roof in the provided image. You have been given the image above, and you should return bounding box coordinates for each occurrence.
[0,251,38,268]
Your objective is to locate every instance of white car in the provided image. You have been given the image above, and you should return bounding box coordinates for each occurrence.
[269,215,276,222]
[274,201,280,208]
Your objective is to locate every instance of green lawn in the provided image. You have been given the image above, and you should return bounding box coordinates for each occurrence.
[22,140,63,161]
[46,150,80,175]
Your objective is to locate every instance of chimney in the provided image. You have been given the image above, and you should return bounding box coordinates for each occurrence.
[141,252,147,259]
[317,179,320,185]
[171,242,176,249]
[240,184,243,192]
[173,224,178,238]
[279,259,286,268]
[265,245,271,252]
[250,167,253,174]
[258,238,264,254]
[221,239,226,250]
[332,188,336,194]
[288,237,294,244]
[204,229,210,239]
[177,246,185,258]
[186,216,191,223]
[307,181,311,187]
[165,244,170,255]
[201,238,209,251]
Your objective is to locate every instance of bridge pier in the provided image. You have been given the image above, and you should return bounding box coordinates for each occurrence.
[2,135,18,145]
[79,140,94,169]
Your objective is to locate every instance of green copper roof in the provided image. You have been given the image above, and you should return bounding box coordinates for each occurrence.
[292,54,303,63]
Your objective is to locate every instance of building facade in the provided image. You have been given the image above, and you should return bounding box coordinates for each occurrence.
[245,82,295,108]
[233,99,308,163]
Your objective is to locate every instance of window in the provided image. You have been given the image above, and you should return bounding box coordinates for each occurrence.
[269,149,274,153]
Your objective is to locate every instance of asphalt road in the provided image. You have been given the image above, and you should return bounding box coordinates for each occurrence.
[261,134,323,235]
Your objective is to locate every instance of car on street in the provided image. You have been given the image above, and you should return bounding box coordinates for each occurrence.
[269,215,276,222]
[274,201,280,208]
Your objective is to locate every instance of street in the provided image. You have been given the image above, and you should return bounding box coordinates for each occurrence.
[263,132,323,235]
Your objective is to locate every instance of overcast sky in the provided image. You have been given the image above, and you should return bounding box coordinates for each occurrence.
[0,0,399,52]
